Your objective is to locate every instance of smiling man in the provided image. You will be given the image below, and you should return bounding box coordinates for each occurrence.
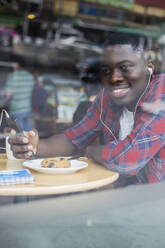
[9,33,165,187]
[101,38,152,110]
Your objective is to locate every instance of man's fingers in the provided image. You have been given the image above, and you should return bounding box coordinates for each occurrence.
[11,143,34,159]
[3,128,16,134]
[8,129,39,159]
[11,129,17,135]
[8,135,29,145]
[23,129,37,138]
[29,130,36,137]
[11,144,32,153]
[24,129,39,155]
[13,151,33,159]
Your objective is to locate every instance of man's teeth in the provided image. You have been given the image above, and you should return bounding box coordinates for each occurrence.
[112,88,130,97]
[113,89,123,93]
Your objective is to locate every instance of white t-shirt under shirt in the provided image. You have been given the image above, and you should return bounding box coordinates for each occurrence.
[119,108,134,140]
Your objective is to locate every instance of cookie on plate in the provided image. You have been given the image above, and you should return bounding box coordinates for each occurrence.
[41,157,70,168]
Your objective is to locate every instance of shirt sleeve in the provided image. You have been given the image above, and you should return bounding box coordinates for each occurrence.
[64,93,102,150]
[102,109,165,176]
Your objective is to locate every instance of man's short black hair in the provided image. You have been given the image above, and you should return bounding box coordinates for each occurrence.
[103,32,150,51]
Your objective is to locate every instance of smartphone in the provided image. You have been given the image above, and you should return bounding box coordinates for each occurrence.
[5,117,22,133]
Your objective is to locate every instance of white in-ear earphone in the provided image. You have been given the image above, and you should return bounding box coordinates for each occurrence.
[148,67,153,74]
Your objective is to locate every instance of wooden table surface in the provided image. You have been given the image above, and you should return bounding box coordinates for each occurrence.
[0,154,119,196]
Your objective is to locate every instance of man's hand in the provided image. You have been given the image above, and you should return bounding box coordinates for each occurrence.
[8,129,39,159]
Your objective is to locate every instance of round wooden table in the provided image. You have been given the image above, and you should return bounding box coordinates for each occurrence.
[0,154,119,196]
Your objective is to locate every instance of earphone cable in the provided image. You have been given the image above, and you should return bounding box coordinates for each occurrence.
[100,89,117,143]
[100,72,152,143]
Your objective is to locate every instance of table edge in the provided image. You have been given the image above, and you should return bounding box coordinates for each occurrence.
[0,173,119,196]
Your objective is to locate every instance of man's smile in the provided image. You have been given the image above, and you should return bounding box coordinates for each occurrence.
[111,87,130,98]
[101,44,151,110]
[109,83,131,98]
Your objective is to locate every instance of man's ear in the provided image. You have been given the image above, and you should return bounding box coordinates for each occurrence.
[147,61,154,75]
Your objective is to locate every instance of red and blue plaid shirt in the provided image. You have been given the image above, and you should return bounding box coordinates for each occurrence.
[64,74,165,185]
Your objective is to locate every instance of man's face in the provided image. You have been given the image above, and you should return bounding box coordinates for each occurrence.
[101,44,150,110]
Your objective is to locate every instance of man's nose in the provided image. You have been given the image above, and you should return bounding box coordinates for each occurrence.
[111,69,123,83]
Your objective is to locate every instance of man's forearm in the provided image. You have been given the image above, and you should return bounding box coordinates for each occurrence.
[86,145,104,165]
[37,133,76,158]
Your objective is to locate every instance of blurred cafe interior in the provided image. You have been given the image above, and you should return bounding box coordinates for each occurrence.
[0,0,165,246]
[0,0,165,135]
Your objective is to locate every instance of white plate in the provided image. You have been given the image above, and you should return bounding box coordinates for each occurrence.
[23,159,88,175]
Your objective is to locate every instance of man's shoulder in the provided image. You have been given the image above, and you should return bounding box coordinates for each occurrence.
[141,74,165,114]
[150,73,165,95]
[152,73,165,85]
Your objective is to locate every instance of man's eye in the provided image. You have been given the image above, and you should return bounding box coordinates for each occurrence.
[120,65,129,72]
[101,67,111,75]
